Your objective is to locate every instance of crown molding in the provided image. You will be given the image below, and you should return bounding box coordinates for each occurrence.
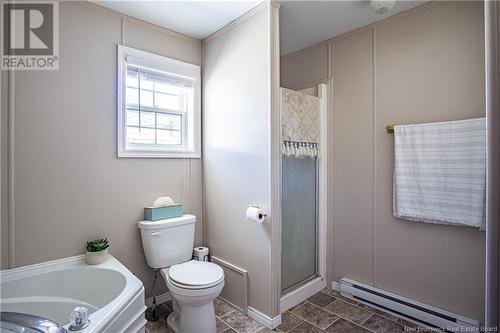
[202,1,269,44]
[270,1,281,9]
[73,1,201,45]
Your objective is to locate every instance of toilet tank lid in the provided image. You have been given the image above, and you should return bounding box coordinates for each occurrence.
[138,214,196,230]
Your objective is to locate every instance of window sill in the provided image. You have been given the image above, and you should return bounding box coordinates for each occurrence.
[117,151,201,159]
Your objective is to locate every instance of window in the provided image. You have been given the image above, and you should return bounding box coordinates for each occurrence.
[117,46,200,158]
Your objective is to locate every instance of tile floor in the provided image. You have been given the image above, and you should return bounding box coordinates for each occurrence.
[145,288,425,333]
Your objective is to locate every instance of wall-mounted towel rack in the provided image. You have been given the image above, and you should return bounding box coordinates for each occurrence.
[386,124,395,134]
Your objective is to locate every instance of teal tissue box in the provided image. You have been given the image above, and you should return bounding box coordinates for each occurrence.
[144,204,183,221]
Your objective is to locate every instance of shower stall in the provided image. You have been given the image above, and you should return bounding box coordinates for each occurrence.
[280,84,327,310]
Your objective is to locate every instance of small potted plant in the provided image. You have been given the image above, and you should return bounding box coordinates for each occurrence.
[85,238,109,265]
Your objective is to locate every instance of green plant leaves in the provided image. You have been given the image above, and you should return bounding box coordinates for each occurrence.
[86,237,109,252]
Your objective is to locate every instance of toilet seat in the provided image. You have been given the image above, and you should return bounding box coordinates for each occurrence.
[166,260,224,290]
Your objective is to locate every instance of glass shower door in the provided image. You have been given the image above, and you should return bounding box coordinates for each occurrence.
[280,87,320,294]
[281,157,317,293]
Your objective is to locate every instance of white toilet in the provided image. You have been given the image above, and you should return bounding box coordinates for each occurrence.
[138,214,225,333]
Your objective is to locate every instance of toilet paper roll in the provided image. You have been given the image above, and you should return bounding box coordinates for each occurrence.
[153,196,175,207]
[246,206,266,223]
[193,247,209,261]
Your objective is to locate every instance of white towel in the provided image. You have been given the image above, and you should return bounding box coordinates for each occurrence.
[393,118,486,229]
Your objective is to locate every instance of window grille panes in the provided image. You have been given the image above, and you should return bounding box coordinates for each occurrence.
[157,113,182,130]
[125,65,193,147]
[157,129,182,145]
[139,89,154,108]
[126,87,139,105]
[127,127,155,145]
[118,46,200,158]
[126,110,139,127]
[155,93,180,110]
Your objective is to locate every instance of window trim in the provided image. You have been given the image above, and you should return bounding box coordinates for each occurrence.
[117,45,201,158]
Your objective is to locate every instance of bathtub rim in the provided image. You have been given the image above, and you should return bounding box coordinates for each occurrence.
[0,254,146,332]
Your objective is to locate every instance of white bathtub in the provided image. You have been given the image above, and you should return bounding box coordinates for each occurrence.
[0,255,146,333]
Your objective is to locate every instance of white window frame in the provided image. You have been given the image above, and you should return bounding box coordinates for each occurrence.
[117,45,201,158]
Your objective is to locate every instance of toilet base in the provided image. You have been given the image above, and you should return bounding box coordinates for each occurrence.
[165,282,224,333]
[166,297,217,333]
[161,266,224,333]
[175,303,217,333]
[166,311,180,333]
[166,296,219,333]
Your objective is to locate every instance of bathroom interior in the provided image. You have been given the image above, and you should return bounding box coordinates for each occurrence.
[1,0,499,333]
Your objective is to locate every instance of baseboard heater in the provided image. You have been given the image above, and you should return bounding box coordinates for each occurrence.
[339,278,479,332]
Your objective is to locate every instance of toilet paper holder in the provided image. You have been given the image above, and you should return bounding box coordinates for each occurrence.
[246,205,267,223]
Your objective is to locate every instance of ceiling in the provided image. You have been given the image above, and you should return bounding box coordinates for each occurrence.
[95,1,260,40]
[95,1,426,54]
[280,1,427,55]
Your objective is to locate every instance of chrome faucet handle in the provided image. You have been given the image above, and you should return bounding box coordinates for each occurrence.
[1,311,68,333]
[69,307,90,331]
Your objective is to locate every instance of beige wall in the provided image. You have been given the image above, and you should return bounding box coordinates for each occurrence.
[202,5,274,316]
[281,42,329,91]
[0,2,203,297]
[281,1,486,321]
[372,2,485,321]
[332,28,375,285]
[1,71,8,269]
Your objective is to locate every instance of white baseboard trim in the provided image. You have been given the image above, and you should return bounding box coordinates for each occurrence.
[331,281,340,291]
[247,306,281,329]
[145,291,171,308]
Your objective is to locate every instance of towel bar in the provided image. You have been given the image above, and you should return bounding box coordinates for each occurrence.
[386,124,395,134]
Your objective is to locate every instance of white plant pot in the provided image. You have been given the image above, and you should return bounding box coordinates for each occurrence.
[86,248,109,265]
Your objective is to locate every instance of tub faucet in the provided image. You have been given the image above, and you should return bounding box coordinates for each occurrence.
[0,312,67,333]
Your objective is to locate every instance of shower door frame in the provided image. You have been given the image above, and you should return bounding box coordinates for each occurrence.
[278,83,329,313]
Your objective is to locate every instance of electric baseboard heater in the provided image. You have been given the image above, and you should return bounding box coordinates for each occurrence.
[339,278,479,332]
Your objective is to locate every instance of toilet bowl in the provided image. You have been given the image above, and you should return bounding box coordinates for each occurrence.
[161,260,224,333]
[138,215,225,333]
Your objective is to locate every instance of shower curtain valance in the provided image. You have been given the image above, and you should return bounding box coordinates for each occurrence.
[281,88,319,158]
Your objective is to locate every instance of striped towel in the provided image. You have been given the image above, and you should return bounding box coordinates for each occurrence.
[393,118,486,228]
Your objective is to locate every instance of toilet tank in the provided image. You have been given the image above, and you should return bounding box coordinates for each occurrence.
[138,214,196,269]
